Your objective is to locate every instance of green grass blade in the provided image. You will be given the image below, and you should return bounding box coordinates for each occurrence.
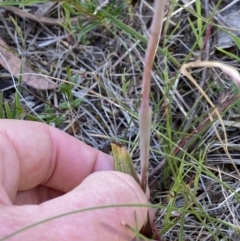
[0,92,5,118]
[4,102,12,119]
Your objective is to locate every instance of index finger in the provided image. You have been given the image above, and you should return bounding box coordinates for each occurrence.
[0,120,113,202]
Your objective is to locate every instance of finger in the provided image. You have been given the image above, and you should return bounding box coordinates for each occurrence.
[0,172,148,241]
[0,120,113,203]
[13,174,149,206]
[13,186,65,205]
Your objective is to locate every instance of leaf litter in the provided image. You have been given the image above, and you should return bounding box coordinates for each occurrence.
[0,37,58,90]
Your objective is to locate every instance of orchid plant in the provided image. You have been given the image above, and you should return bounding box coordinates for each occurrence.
[112,0,240,239]
[112,0,166,238]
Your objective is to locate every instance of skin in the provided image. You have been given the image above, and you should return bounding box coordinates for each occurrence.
[0,120,148,241]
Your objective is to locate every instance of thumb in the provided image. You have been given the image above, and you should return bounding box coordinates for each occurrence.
[0,171,148,241]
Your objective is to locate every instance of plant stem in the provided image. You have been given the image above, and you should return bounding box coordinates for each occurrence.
[140,0,166,192]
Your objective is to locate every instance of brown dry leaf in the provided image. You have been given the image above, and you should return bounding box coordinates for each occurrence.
[0,37,58,90]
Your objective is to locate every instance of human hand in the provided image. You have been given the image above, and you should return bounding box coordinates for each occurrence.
[0,120,148,241]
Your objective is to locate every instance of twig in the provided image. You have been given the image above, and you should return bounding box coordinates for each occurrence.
[2,6,82,25]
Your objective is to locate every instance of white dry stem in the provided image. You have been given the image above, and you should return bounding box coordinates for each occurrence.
[180,61,240,176]
[140,0,166,192]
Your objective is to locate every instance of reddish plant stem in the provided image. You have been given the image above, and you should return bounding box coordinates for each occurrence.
[140,0,166,193]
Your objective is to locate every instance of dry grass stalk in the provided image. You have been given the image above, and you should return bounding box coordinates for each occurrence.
[140,0,166,193]
[180,61,240,176]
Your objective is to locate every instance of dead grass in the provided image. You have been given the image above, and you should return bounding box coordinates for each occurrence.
[1,0,240,240]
